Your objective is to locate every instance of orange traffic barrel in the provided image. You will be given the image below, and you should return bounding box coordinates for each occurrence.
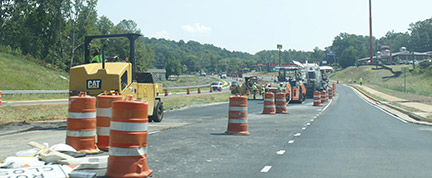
[0,91,2,105]
[164,89,168,96]
[262,91,275,114]
[328,88,333,99]
[187,88,190,95]
[66,92,98,153]
[226,95,249,135]
[96,93,122,150]
[275,93,288,114]
[321,91,326,104]
[210,87,213,93]
[198,88,201,94]
[246,90,251,96]
[332,83,337,97]
[325,90,329,102]
[106,96,153,178]
[313,91,322,106]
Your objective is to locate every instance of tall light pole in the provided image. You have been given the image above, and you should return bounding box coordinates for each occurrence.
[369,0,374,65]
[277,44,282,77]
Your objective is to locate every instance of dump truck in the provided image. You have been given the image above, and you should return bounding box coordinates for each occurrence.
[69,33,164,122]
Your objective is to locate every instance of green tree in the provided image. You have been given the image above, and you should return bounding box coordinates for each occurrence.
[339,46,358,68]
[165,58,182,80]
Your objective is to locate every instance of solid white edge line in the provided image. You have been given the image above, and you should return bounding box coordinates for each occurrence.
[351,87,408,124]
[321,99,333,112]
[260,166,272,173]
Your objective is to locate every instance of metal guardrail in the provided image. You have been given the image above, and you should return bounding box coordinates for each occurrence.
[1,90,69,94]
[165,84,211,89]
[0,85,212,94]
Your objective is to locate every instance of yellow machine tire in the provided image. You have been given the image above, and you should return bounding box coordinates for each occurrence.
[149,100,163,122]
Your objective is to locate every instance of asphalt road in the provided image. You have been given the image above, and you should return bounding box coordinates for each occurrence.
[2,84,432,178]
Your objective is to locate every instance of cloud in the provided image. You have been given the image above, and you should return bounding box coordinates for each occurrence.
[153,30,170,39]
[182,23,212,33]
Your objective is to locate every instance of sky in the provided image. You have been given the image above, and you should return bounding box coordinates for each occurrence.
[97,0,432,54]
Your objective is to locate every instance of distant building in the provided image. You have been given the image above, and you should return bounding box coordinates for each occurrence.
[147,69,166,81]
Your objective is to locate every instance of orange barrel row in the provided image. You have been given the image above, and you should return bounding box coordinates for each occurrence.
[226,95,249,135]
[262,91,275,114]
[275,93,288,114]
[66,92,98,153]
[321,91,326,104]
[328,88,333,99]
[0,91,2,105]
[187,88,190,95]
[210,87,213,93]
[333,83,337,97]
[313,91,322,106]
[96,93,122,150]
[164,89,168,96]
[324,90,328,102]
[106,96,153,178]
[198,88,201,94]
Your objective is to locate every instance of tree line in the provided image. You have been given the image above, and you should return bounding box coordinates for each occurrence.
[1,0,432,78]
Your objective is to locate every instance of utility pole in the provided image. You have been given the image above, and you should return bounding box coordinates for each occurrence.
[369,0,374,65]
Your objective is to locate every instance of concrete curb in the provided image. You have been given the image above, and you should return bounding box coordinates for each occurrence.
[350,84,430,123]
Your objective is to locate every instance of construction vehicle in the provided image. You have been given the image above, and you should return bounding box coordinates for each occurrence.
[69,33,164,122]
[319,66,333,90]
[230,76,263,98]
[275,64,306,103]
[303,63,322,98]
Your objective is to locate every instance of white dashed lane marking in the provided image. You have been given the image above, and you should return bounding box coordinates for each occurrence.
[294,133,301,137]
[276,150,286,155]
[260,166,272,173]
[288,140,295,144]
[302,127,306,130]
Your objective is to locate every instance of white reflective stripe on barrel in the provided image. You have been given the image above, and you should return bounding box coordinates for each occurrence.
[96,108,112,117]
[276,105,286,108]
[264,99,274,102]
[66,130,96,137]
[68,112,96,119]
[264,105,275,108]
[276,99,285,102]
[97,127,110,136]
[229,106,247,111]
[229,119,248,124]
[110,121,148,132]
[109,146,147,156]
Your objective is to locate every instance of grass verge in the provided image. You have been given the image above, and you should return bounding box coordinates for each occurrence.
[0,92,233,124]
[2,93,69,101]
[162,92,231,111]
[0,104,68,124]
